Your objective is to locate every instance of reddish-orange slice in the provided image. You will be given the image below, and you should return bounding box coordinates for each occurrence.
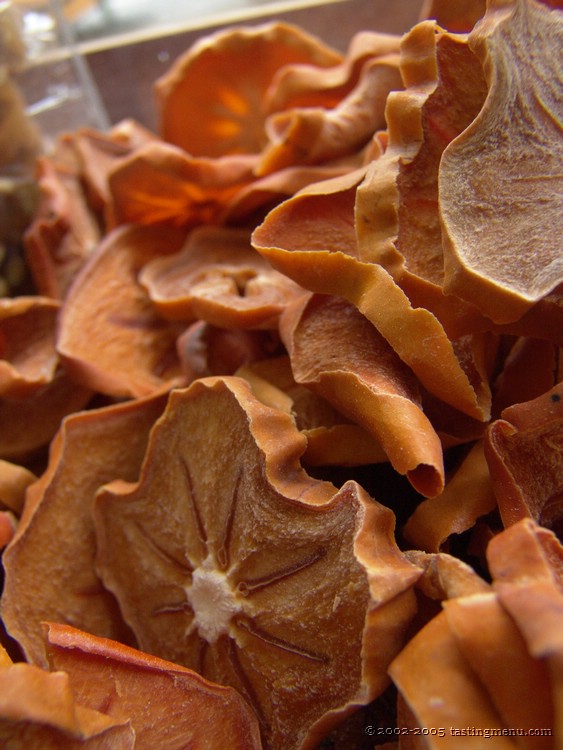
[45,623,263,750]
[94,376,421,750]
[0,662,134,749]
[156,22,342,156]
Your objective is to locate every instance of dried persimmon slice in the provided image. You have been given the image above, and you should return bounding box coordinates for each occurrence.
[0,296,60,398]
[484,383,563,531]
[440,0,563,323]
[280,293,444,497]
[93,376,421,750]
[56,224,187,398]
[45,623,263,750]
[0,662,134,749]
[107,142,257,229]
[140,225,303,329]
[252,170,491,420]
[156,22,342,157]
[1,392,167,666]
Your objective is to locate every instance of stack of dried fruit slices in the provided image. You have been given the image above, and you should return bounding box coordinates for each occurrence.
[0,0,561,748]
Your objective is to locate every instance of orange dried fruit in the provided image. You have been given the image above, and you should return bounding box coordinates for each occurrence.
[264,30,401,113]
[107,142,257,229]
[256,53,402,175]
[0,369,92,462]
[354,20,488,337]
[404,441,497,552]
[56,224,188,398]
[440,0,563,323]
[1,391,167,667]
[93,376,421,750]
[252,169,491,420]
[24,138,101,300]
[45,623,263,750]
[139,225,303,328]
[0,296,60,398]
[0,661,135,748]
[156,22,342,157]
[484,383,563,531]
[280,293,444,496]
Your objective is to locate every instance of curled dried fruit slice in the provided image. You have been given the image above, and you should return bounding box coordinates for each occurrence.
[140,225,303,328]
[440,0,563,323]
[280,293,444,496]
[57,224,187,398]
[45,623,263,750]
[0,459,36,515]
[484,383,563,531]
[94,376,421,750]
[107,142,257,229]
[0,296,60,398]
[24,139,101,300]
[1,391,167,666]
[257,54,402,175]
[0,662,134,749]
[156,22,342,156]
[252,169,491,420]
[264,30,401,113]
[404,440,497,552]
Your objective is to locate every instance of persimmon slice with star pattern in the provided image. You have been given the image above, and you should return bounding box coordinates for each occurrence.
[93,375,421,750]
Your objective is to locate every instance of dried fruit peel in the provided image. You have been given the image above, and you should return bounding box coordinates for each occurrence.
[93,376,421,750]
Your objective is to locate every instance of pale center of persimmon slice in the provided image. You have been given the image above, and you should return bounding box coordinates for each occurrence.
[185,555,242,643]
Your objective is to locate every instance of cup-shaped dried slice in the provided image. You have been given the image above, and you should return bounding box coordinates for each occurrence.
[404,440,497,552]
[107,142,257,229]
[280,293,444,496]
[440,0,563,323]
[257,54,402,175]
[252,170,491,421]
[24,138,101,300]
[56,223,188,398]
[0,662,134,749]
[156,22,342,157]
[484,383,563,530]
[0,296,60,398]
[140,225,304,329]
[264,30,401,113]
[0,369,92,462]
[1,391,167,666]
[45,623,263,750]
[93,376,422,750]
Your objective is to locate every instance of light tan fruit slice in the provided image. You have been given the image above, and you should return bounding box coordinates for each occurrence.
[45,623,263,750]
[440,0,563,323]
[94,376,421,750]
